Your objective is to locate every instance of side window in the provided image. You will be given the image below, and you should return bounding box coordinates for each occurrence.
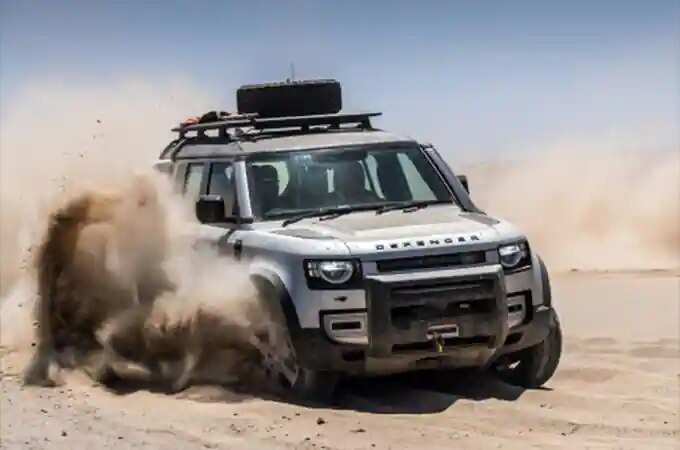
[207,162,237,215]
[183,163,204,199]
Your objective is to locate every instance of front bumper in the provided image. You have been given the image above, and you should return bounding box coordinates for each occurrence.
[293,265,552,375]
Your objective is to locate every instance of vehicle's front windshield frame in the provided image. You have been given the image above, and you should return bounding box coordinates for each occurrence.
[243,143,458,222]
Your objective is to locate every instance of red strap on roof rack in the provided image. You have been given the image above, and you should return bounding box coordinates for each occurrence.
[181,110,233,126]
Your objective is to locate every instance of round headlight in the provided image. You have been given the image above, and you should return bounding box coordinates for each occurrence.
[499,242,529,269]
[317,261,355,284]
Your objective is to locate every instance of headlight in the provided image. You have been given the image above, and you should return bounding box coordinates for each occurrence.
[305,260,360,289]
[307,260,354,284]
[498,241,531,271]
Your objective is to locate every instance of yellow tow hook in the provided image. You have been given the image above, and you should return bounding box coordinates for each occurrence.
[432,331,445,353]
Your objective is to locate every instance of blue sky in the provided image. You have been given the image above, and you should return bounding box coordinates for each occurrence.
[1,1,678,158]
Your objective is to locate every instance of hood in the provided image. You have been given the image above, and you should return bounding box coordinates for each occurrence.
[272,205,523,254]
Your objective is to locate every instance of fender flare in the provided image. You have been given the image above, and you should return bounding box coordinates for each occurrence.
[249,270,303,339]
[537,256,552,308]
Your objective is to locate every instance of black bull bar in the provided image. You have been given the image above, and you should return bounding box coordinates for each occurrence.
[365,266,508,357]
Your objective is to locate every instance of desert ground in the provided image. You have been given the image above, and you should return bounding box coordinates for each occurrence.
[1,270,677,450]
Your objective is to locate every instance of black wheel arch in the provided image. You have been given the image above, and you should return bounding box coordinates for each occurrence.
[250,271,303,339]
[249,271,357,372]
[537,256,552,308]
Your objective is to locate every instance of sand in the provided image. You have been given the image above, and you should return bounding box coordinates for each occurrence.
[1,270,677,450]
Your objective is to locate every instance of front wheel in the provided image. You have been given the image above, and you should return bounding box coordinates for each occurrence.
[285,367,339,402]
[255,320,338,402]
[494,312,562,388]
[252,279,339,401]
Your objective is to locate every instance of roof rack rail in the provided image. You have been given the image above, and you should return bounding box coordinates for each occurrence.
[172,112,381,138]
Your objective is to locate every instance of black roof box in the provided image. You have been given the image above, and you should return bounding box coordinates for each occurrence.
[237,79,342,118]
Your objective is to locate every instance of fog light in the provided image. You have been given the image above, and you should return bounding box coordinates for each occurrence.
[323,312,368,345]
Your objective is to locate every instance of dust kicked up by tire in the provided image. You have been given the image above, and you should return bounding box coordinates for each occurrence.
[8,174,272,394]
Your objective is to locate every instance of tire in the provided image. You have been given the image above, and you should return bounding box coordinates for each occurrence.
[252,277,339,402]
[272,336,339,402]
[495,312,562,388]
[237,79,342,117]
[286,368,339,402]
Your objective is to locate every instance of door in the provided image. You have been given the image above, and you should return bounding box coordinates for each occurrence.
[184,161,244,260]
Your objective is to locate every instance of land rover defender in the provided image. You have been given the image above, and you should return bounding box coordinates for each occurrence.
[155,80,562,398]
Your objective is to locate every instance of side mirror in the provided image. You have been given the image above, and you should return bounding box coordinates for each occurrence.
[196,194,225,223]
[457,175,470,194]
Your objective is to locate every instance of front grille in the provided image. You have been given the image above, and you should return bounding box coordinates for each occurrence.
[376,251,486,273]
[388,278,497,327]
[390,279,496,303]
[391,298,495,325]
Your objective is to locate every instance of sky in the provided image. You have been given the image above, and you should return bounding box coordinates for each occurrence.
[1,1,678,160]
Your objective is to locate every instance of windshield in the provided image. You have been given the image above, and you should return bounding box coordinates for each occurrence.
[246,145,455,220]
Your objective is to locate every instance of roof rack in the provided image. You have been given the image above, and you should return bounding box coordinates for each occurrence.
[172,112,381,138]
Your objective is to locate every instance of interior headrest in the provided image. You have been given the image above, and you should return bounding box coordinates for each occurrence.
[336,161,365,183]
[253,165,278,183]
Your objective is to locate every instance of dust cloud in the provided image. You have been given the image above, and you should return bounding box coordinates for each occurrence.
[18,176,266,390]
[465,139,679,272]
[0,80,268,390]
[0,79,213,296]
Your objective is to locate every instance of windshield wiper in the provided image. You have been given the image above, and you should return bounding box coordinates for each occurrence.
[280,203,389,227]
[376,200,449,215]
[281,206,355,227]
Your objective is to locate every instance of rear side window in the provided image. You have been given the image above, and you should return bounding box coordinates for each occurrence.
[207,162,237,215]
[183,163,204,199]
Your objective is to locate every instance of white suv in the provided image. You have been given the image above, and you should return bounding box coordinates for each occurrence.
[156,80,562,399]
